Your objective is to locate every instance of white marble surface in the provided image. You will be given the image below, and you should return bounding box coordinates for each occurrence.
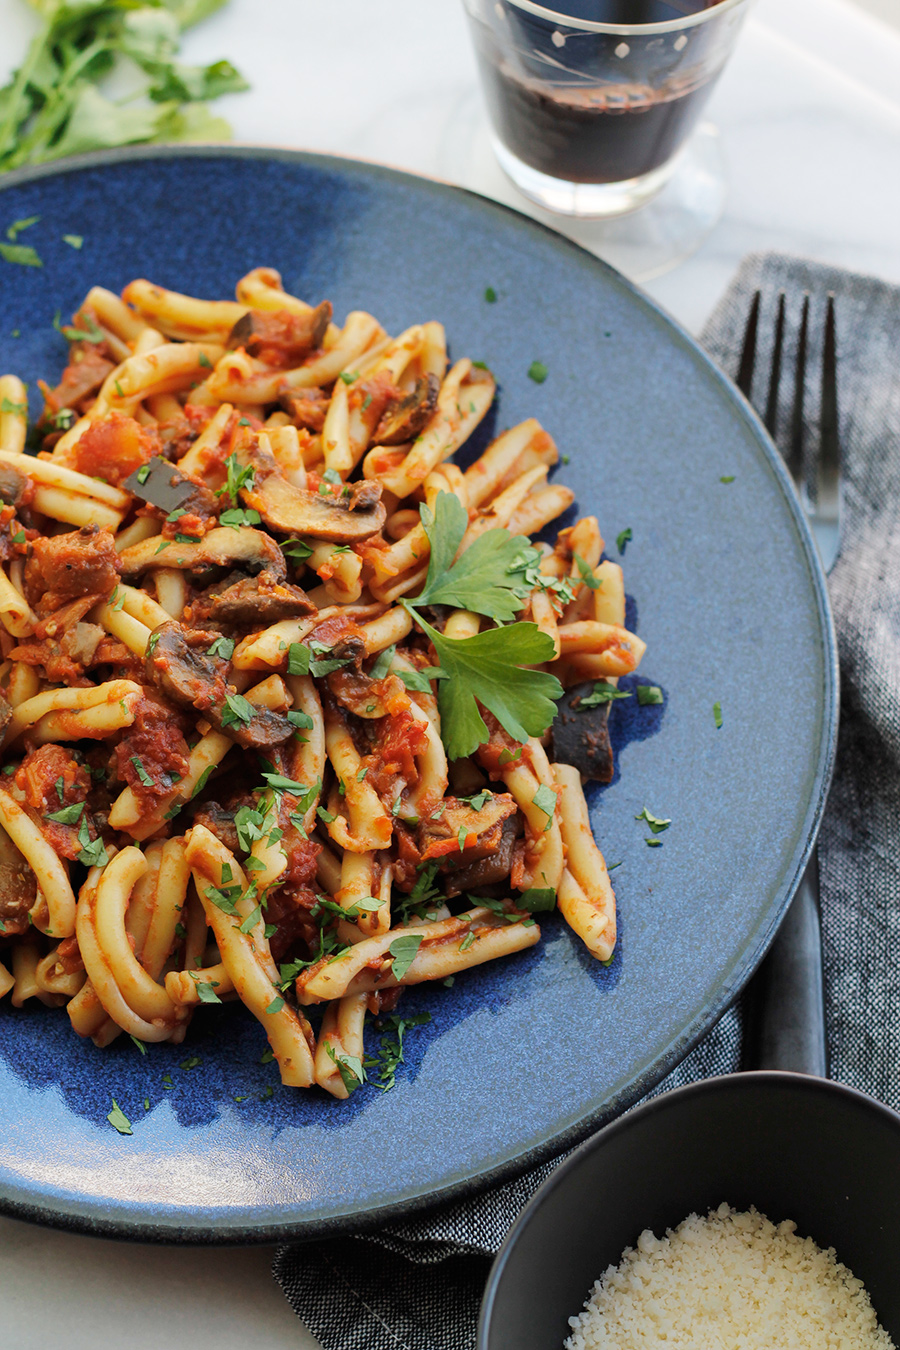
[1,1,900,1346]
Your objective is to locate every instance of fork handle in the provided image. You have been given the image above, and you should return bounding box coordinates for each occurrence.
[743,852,828,1077]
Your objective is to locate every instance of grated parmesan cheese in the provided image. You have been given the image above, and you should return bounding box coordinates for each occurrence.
[565,1203,895,1350]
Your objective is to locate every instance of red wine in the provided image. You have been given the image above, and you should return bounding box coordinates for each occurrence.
[476,58,716,183]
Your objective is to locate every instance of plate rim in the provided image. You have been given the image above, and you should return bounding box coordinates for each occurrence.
[0,143,839,1244]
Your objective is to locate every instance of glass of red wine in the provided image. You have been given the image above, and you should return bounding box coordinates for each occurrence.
[462,0,751,223]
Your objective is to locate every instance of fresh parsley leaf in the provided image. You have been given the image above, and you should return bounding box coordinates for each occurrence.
[519,887,556,912]
[396,667,438,693]
[260,771,307,794]
[204,883,242,915]
[217,451,255,505]
[6,216,39,241]
[287,643,310,675]
[129,1034,147,1055]
[282,538,313,562]
[409,494,531,625]
[326,1044,366,1094]
[63,234,84,249]
[574,555,602,589]
[45,801,85,826]
[369,643,396,681]
[0,243,41,268]
[720,475,735,484]
[107,1099,133,1135]
[265,995,285,1015]
[0,397,26,417]
[713,700,723,729]
[220,692,255,728]
[77,815,108,868]
[190,765,215,799]
[287,709,314,730]
[136,463,152,485]
[616,527,633,554]
[527,360,548,383]
[635,807,670,835]
[578,681,631,709]
[130,756,154,788]
[416,617,561,760]
[484,286,497,302]
[368,1012,431,1092]
[636,685,663,706]
[207,635,235,660]
[531,783,558,829]
[389,934,423,982]
[219,506,262,528]
[459,931,476,953]
[53,308,105,344]
[179,1056,202,1071]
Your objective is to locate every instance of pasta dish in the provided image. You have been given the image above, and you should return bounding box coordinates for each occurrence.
[0,269,645,1099]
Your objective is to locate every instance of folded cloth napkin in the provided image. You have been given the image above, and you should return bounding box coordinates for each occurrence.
[274,251,900,1350]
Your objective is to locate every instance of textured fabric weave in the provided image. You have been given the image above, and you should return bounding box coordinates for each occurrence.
[274,252,900,1350]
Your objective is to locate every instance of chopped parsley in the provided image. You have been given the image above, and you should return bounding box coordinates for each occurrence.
[62,234,83,249]
[219,506,262,529]
[265,995,285,1015]
[574,555,602,589]
[519,887,556,912]
[217,451,255,505]
[527,360,548,384]
[388,934,422,982]
[616,527,633,554]
[207,635,235,660]
[76,815,108,868]
[220,692,255,728]
[484,286,497,303]
[179,1056,202,1071]
[130,756,154,788]
[287,708,314,731]
[531,783,558,829]
[713,700,723,729]
[45,800,85,826]
[136,463,151,485]
[578,681,631,709]
[107,1099,132,1135]
[635,807,671,836]
[367,1012,431,1092]
[720,475,735,484]
[0,397,26,417]
[636,685,663,707]
[282,537,313,562]
[326,1044,366,1094]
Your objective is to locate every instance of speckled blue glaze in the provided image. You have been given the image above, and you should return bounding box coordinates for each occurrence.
[0,148,837,1243]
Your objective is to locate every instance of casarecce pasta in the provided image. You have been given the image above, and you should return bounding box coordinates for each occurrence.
[0,268,645,1098]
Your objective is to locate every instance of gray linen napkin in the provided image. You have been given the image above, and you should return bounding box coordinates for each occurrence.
[274,251,900,1350]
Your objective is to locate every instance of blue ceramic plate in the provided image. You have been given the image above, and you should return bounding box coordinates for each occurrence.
[0,147,836,1242]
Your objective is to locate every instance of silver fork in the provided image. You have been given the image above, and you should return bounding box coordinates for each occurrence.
[736,290,840,1077]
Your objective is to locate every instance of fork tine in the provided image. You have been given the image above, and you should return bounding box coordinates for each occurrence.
[764,292,785,437]
[736,290,760,397]
[815,294,840,521]
[787,294,809,483]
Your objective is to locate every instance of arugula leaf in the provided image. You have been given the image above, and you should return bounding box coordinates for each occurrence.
[389,934,423,982]
[417,616,562,760]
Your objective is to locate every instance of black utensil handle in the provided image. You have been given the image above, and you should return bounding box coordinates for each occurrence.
[743,852,828,1077]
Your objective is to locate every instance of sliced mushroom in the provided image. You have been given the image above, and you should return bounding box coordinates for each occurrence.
[227,303,332,362]
[118,526,287,583]
[277,386,329,432]
[124,455,220,521]
[235,438,385,543]
[0,463,28,508]
[373,374,439,446]
[144,621,293,751]
[549,681,614,783]
[205,573,315,625]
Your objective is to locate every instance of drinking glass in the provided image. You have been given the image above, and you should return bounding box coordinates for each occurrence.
[462,0,752,220]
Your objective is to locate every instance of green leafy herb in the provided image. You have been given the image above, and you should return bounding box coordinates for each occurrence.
[498,746,522,767]
[63,233,83,249]
[218,451,255,504]
[238,903,263,934]
[408,493,533,625]
[220,691,255,729]
[45,800,85,826]
[207,635,235,660]
[179,1056,202,1071]
[578,681,631,709]
[107,1099,132,1135]
[130,756,154,788]
[135,462,152,485]
[0,242,41,268]
[367,1012,431,1092]
[197,351,212,369]
[389,934,423,982]
[287,708,314,731]
[635,807,670,835]
[460,789,492,811]
[720,475,735,484]
[0,397,26,417]
[616,527,633,554]
[459,931,476,953]
[190,764,214,800]
[190,975,221,1004]
[7,215,39,241]
[713,700,723,729]
[369,643,396,681]
[396,666,439,693]
[527,360,548,383]
[204,882,241,915]
[636,685,663,707]
[266,995,285,1015]
[54,309,105,344]
[325,1044,366,1094]
[77,815,108,868]
[519,887,556,912]
[356,766,368,782]
[531,783,558,829]
[0,3,249,178]
[574,555,601,590]
[129,1034,147,1055]
[260,771,307,794]
[484,286,497,303]
[287,642,310,676]
[282,537,313,562]
[219,506,262,529]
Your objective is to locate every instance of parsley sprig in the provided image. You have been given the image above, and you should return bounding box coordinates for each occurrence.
[400,494,562,759]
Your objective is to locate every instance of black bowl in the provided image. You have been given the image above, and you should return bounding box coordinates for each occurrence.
[479,1072,900,1349]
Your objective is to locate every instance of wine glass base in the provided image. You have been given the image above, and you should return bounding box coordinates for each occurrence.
[436,94,727,282]
[490,138,680,219]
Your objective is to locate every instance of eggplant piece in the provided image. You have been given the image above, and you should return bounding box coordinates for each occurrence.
[124,456,219,520]
[227,303,332,362]
[277,386,329,432]
[118,526,287,584]
[443,815,521,897]
[373,374,439,446]
[206,573,315,625]
[550,681,614,784]
[235,438,385,543]
[418,793,518,864]
[0,463,28,508]
[145,621,293,751]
